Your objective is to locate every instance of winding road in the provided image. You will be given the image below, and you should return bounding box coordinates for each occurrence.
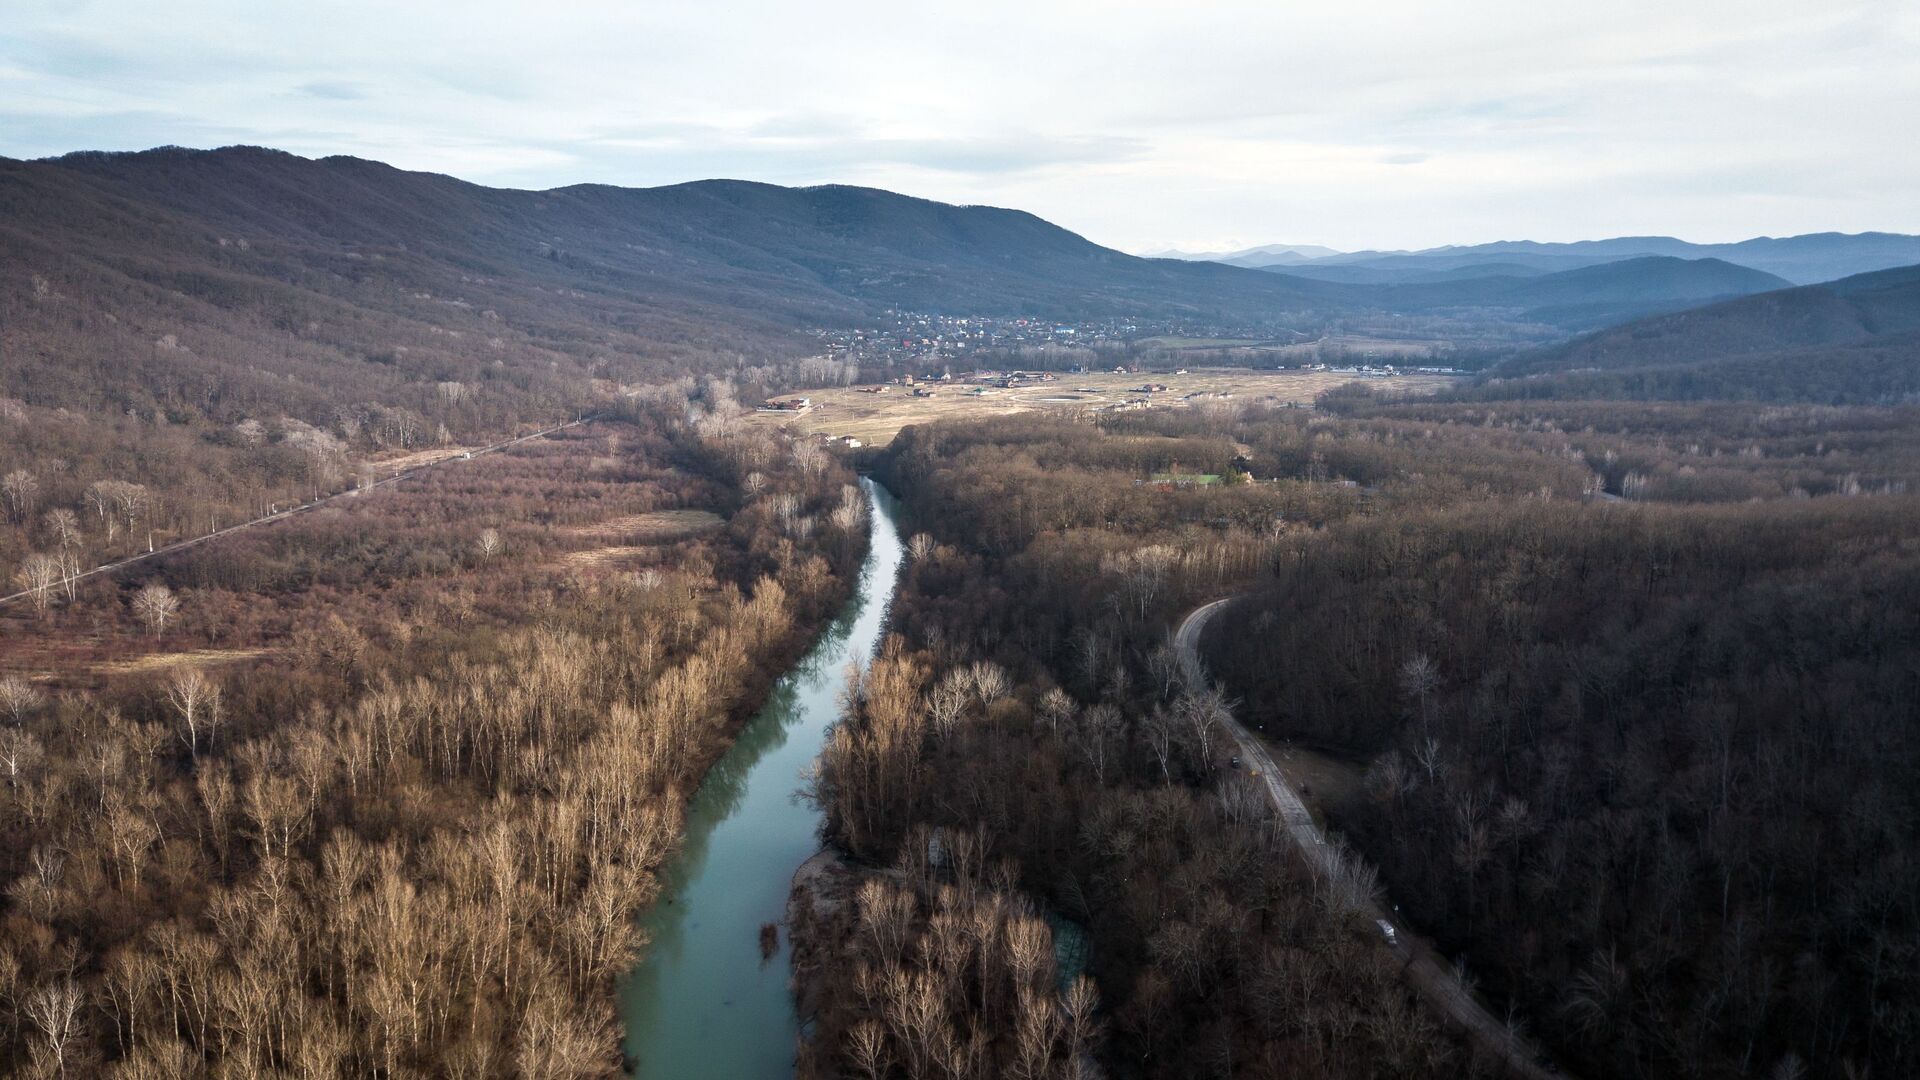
[0,416,593,611]
[1176,598,1568,1080]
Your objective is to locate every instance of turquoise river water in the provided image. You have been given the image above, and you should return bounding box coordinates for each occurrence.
[619,478,906,1078]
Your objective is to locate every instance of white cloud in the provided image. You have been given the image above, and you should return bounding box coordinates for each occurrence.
[2,0,1916,250]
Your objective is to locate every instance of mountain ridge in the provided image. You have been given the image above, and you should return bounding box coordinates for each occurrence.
[1469,263,1920,404]
[1162,231,1920,285]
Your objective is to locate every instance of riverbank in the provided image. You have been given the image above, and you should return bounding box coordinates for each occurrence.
[786,847,861,1031]
[618,478,908,1079]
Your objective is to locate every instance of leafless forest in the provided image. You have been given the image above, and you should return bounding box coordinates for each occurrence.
[787,397,1920,1079]
[0,394,866,1077]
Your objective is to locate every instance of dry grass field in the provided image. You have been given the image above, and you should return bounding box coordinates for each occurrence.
[90,647,275,676]
[750,367,1458,446]
[563,508,725,541]
[367,445,483,472]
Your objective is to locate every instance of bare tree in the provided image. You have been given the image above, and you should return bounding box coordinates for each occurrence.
[476,528,504,559]
[1038,688,1076,736]
[1144,707,1180,784]
[2,468,39,523]
[926,673,969,737]
[44,507,81,551]
[166,668,220,763]
[847,1019,891,1080]
[0,674,45,725]
[1399,653,1439,737]
[85,480,120,541]
[967,661,1011,707]
[14,552,61,614]
[1179,688,1229,769]
[134,583,180,638]
[907,532,937,562]
[108,482,152,539]
[770,492,802,534]
[830,491,865,534]
[1078,704,1120,785]
[0,728,43,787]
[1308,838,1384,916]
[1063,975,1101,1062]
[24,977,83,1074]
[1114,544,1178,620]
[792,438,828,477]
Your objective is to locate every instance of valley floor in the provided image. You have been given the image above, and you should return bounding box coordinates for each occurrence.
[752,367,1457,447]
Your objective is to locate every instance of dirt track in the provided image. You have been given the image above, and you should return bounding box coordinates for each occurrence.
[0,417,591,611]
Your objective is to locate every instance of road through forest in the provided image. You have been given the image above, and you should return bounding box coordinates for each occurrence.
[1175,598,1568,1080]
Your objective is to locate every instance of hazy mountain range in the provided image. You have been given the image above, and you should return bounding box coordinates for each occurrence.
[1158,233,1920,286]
[2,144,1914,414]
[1477,264,1920,404]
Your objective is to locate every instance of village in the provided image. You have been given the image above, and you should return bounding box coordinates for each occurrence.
[803,309,1471,379]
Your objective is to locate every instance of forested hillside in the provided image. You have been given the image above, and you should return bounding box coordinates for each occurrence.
[1473,265,1920,403]
[2,145,1351,437]
[4,144,1837,448]
[1354,257,1790,330]
[1202,399,1920,1079]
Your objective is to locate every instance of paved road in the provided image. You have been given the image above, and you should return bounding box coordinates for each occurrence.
[0,416,593,611]
[1176,598,1568,1080]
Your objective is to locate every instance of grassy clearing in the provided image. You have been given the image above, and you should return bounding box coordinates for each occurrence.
[564,509,725,541]
[365,445,482,472]
[557,545,657,569]
[92,647,275,676]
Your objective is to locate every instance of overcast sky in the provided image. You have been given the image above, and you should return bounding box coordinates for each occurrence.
[4,0,1917,253]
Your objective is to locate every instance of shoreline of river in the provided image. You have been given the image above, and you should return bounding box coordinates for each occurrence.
[786,846,859,1036]
[618,478,908,1079]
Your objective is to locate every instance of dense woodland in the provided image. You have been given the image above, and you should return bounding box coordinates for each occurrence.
[1208,497,1920,1079]
[787,412,1476,1079]
[782,397,1920,1080]
[0,403,865,1077]
[1199,400,1920,1078]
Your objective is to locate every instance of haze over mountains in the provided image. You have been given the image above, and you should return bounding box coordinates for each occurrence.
[1161,233,1920,285]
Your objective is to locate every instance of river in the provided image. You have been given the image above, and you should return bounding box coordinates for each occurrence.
[619,477,906,1078]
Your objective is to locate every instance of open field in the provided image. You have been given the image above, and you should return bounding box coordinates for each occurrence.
[563,509,726,542]
[366,444,484,472]
[90,647,275,676]
[751,367,1458,446]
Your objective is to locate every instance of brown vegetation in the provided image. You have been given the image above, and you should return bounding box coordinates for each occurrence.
[0,407,864,1077]
[787,396,1920,1080]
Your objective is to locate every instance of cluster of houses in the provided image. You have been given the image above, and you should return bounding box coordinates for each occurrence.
[809,312,1151,369]
[1305,362,1462,377]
